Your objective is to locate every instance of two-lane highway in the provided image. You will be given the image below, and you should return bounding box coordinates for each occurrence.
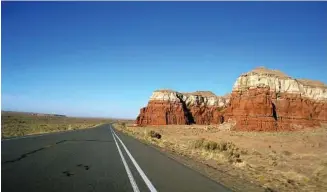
[2,124,230,192]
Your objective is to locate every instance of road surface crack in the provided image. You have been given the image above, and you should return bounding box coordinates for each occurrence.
[2,139,113,165]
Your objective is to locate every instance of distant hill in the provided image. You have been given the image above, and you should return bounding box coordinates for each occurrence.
[2,111,67,117]
[1,111,134,121]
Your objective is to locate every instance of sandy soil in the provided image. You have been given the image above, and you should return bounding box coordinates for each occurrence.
[113,123,327,192]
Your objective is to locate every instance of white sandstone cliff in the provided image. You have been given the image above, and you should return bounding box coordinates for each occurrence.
[149,90,229,107]
[233,67,327,101]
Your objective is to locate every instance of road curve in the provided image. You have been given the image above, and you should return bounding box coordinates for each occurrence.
[2,124,230,192]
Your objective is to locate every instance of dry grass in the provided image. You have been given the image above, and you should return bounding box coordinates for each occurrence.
[113,123,327,192]
[1,111,118,138]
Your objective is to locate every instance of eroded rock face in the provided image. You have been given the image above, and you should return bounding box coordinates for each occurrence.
[224,87,277,131]
[136,67,327,131]
[136,90,228,125]
[233,67,327,101]
[227,67,327,131]
[136,100,189,126]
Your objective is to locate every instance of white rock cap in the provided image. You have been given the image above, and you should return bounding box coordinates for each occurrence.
[233,67,327,101]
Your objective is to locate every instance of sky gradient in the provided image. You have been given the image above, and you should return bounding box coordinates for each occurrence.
[2,2,327,118]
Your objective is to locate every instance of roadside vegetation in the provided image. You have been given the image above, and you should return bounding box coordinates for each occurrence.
[113,123,327,192]
[1,111,129,138]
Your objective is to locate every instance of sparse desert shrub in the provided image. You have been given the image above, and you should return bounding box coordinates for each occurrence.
[282,150,292,156]
[192,138,205,149]
[120,122,126,128]
[287,179,295,185]
[235,158,242,163]
[225,150,242,163]
[217,141,238,152]
[217,141,228,151]
[233,152,240,158]
[218,141,244,163]
[264,186,277,192]
[240,149,248,155]
[269,160,278,166]
[191,139,243,163]
[204,141,218,150]
[148,130,161,139]
[226,152,242,163]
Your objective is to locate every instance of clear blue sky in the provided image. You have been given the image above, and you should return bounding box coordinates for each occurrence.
[2,2,327,118]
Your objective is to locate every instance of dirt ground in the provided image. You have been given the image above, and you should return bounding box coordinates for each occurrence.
[113,123,327,192]
[1,111,122,138]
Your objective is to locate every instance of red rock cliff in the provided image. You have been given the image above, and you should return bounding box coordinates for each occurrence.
[136,90,228,126]
[226,67,327,131]
[136,100,189,125]
[224,86,278,131]
[136,67,327,131]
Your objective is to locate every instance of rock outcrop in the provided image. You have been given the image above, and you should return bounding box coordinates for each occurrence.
[227,67,327,131]
[136,90,228,126]
[233,67,327,101]
[136,67,327,131]
[224,86,278,131]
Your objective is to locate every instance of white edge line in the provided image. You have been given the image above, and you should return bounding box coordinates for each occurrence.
[111,126,158,192]
[110,128,140,192]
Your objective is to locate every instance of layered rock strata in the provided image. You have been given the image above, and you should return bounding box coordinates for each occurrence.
[228,67,327,131]
[136,67,327,131]
[136,90,228,126]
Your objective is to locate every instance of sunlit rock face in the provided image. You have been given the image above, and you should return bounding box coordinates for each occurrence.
[136,67,327,131]
[226,67,327,131]
[136,90,229,126]
[149,90,229,107]
[233,67,327,101]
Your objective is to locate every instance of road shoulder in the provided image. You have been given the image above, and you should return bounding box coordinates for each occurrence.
[112,125,264,192]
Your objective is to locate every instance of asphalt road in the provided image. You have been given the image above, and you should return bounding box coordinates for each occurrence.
[2,124,230,192]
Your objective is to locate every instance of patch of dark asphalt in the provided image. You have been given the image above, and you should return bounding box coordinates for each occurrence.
[62,164,91,178]
[2,139,113,165]
[77,164,91,170]
[88,183,96,192]
[62,171,75,177]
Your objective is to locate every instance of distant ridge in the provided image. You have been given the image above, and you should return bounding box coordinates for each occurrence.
[2,111,67,117]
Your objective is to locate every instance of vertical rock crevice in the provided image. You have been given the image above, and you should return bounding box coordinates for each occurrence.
[176,94,195,124]
[272,102,277,121]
